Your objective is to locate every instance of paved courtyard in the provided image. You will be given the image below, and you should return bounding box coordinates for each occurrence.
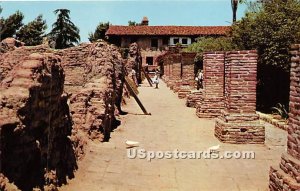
[60,81,287,191]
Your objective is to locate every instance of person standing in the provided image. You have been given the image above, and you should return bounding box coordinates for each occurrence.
[153,72,159,89]
[196,69,203,90]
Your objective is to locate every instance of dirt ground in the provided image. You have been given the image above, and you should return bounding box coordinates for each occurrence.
[60,81,287,191]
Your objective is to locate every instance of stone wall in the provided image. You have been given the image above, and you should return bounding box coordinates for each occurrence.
[215,50,265,144]
[196,51,225,118]
[0,53,76,190]
[269,44,300,190]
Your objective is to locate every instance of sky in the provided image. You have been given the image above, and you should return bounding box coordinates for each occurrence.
[0,1,248,42]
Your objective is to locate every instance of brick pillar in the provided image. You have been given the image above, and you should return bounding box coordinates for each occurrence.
[181,52,196,86]
[178,53,196,99]
[196,51,225,118]
[170,54,182,91]
[163,54,170,82]
[215,50,265,144]
[269,44,300,190]
[164,54,173,86]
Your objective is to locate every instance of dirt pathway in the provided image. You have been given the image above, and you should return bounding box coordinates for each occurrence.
[60,81,287,191]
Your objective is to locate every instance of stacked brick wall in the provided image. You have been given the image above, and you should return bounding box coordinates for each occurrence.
[269,44,300,190]
[215,50,264,144]
[196,52,225,118]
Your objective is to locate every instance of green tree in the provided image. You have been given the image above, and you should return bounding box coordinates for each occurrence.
[88,22,110,42]
[16,15,47,46]
[128,20,139,26]
[185,37,234,75]
[232,0,300,112]
[49,9,80,49]
[185,37,234,61]
[232,0,300,70]
[0,11,24,40]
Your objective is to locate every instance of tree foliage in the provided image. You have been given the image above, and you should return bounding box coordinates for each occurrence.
[232,0,300,71]
[0,11,24,40]
[232,0,300,111]
[128,20,139,26]
[49,9,80,49]
[88,22,109,42]
[185,37,234,62]
[16,15,47,46]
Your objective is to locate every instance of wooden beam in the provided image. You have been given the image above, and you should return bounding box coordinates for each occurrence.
[142,66,153,87]
[124,77,151,115]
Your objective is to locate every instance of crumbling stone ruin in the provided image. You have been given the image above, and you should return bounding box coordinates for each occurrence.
[269,44,300,190]
[0,39,128,190]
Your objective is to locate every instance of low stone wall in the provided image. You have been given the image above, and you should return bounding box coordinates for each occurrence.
[269,44,300,190]
[186,90,204,108]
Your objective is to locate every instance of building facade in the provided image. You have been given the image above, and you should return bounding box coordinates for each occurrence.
[106,17,230,71]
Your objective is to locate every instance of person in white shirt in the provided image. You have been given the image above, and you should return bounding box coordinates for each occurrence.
[196,69,203,90]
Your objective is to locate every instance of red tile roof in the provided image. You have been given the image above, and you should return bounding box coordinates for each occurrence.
[106,25,230,36]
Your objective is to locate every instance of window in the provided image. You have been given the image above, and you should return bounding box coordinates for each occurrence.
[146,57,154,65]
[151,39,158,48]
[173,38,179,44]
[182,38,188,45]
[162,37,169,45]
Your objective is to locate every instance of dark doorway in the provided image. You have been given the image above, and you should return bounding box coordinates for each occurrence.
[146,57,153,65]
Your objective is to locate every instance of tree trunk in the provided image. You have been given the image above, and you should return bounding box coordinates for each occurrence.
[232,0,238,23]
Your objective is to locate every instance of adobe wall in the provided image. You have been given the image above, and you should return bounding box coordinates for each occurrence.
[269,44,300,190]
[215,50,265,144]
[0,53,75,190]
[0,40,126,190]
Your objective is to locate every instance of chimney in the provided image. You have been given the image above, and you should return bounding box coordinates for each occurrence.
[141,16,149,26]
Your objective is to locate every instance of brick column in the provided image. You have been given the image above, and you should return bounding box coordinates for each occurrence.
[170,54,182,91]
[178,53,196,99]
[181,52,196,86]
[163,54,170,82]
[215,50,265,144]
[196,51,225,118]
[164,54,173,86]
[269,44,300,190]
